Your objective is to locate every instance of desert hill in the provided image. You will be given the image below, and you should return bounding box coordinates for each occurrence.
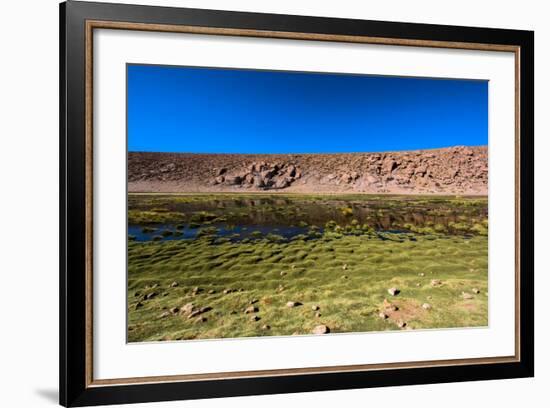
[128,146,488,195]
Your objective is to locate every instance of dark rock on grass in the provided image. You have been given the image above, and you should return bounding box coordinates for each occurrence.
[286,301,302,308]
[396,320,407,328]
[315,312,322,318]
[144,292,158,300]
[169,307,179,314]
[134,291,141,297]
[223,288,235,294]
[311,305,320,311]
[341,275,348,280]
[194,317,208,324]
[192,287,203,295]
[262,324,271,330]
[250,315,261,322]
[250,299,259,305]
[387,287,400,296]
[378,312,388,319]
[199,306,212,314]
[245,306,259,314]
[135,302,143,310]
[312,325,330,335]
[169,281,179,288]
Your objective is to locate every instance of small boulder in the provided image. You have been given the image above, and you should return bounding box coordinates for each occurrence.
[388,287,400,296]
[169,281,179,288]
[315,312,322,318]
[159,311,171,319]
[378,312,388,319]
[472,288,480,294]
[262,324,271,330]
[250,315,260,322]
[312,325,330,335]
[311,305,320,311]
[396,320,407,328]
[244,306,258,314]
[430,279,442,287]
[181,303,195,315]
[169,307,179,314]
[135,302,143,310]
[249,299,259,305]
[422,303,432,310]
[286,301,302,308]
[462,292,474,300]
[145,292,158,300]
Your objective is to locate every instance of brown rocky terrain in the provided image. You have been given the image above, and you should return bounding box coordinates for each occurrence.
[128,146,488,195]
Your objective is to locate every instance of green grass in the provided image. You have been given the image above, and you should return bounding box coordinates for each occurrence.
[127,229,488,342]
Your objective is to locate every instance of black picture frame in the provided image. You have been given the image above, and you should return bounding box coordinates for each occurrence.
[60,1,534,406]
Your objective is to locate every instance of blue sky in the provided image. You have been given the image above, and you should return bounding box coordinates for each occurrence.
[127,64,487,154]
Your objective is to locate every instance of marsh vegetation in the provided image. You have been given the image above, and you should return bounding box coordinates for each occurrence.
[127,193,488,342]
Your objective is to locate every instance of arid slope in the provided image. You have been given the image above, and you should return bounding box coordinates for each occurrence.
[128,146,487,195]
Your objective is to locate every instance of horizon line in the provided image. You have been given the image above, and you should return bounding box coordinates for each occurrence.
[128,144,488,156]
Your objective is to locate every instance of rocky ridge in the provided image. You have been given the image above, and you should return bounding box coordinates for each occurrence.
[128,145,488,195]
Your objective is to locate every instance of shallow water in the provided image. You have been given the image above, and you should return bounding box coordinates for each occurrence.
[128,194,487,242]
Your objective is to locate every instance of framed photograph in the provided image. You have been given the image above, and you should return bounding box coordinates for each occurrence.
[60,1,534,406]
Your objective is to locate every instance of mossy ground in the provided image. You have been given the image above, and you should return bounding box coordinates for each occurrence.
[128,204,488,342]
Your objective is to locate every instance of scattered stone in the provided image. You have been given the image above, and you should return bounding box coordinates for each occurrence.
[286,301,302,308]
[262,324,271,330]
[462,292,474,300]
[280,271,287,276]
[188,310,202,319]
[250,299,259,305]
[277,284,285,292]
[341,275,348,280]
[416,283,421,287]
[134,291,141,297]
[194,316,207,324]
[169,281,179,288]
[387,287,400,296]
[378,312,388,319]
[181,303,194,315]
[315,312,322,318]
[312,325,330,335]
[422,303,432,310]
[396,320,407,328]
[311,305,320,311]
[245,306,259,314]
[430,279,442,287]
[342,264,348,270]
[207,289,216,295]
[150,284,159,289]
[199,306,212,314]
[250,315,261,322]
[192,287,203,295]
[223,288,234,294]
[169,307,179,314]
[135,302,143,310]
[472,288,480,294]
[144,292,158,300]
[159,311,171,319]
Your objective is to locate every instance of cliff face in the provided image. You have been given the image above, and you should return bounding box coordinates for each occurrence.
[128,146,488,195]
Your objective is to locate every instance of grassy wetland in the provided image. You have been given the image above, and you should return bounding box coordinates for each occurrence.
[127,194,488,342]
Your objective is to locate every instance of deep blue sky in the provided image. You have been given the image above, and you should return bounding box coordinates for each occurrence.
[127,64,487,154]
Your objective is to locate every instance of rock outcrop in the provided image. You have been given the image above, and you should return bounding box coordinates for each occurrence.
[128,146,488,195]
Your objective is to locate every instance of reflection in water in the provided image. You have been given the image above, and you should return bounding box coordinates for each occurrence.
[128,195,487,242]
